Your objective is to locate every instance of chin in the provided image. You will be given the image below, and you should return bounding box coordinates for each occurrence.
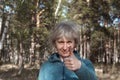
[62,54,70,58]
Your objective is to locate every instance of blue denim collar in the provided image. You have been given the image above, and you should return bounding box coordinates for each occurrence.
[48,53,61,62]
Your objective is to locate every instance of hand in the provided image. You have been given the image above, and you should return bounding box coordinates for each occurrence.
[63,48,81,71]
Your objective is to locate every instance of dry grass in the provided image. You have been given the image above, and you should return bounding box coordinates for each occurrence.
[0,64,39,80]
[0,63,120,80]
[95,64,120,80]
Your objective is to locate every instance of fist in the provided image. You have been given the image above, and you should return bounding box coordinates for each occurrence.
[63,53,81,71]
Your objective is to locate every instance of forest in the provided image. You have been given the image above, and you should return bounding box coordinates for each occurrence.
[0,0,120,80]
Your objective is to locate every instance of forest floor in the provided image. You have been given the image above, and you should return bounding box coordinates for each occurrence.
[95,63,120,80]
[0,64,39,80]
[0,63,120,80]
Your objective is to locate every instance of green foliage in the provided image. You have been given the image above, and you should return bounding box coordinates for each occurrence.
[107,27,114,38]
[110,0,120,14]
[32,27,49,43]
[3,0,120,63]
[90,30,106,61]
[40,0,55,29]
[27,26,50,57]
[15,0,33,24]
[8,15,30,47]
[12,28,30,41]
[91,31,106,49]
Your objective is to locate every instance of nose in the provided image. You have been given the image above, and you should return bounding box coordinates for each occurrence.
[63,43,68,50]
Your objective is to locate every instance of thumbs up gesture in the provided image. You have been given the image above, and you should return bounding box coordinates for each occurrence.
[63,47,81,71]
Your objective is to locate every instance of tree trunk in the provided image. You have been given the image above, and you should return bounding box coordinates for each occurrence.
[29,35,35,66]
[55,0,61,18]
[79,27,83,58]
[113,27,118,64]
[0,0,4,36]
[34,0,45,28]
[0,0,4,50]
[83,35,87,59]
[87,39,90,58]
[18,42,24,75]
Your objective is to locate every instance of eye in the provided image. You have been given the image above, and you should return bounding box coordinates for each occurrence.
[67,41,72,43]
[57,41,64,44]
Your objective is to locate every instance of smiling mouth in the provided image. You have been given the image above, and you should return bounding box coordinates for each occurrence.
[62,51,70,56]
[62,50,68,53]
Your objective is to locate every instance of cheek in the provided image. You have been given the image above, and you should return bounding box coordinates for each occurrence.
[71,42,75,48]
[71,45,75,50]
[55,43,61,50]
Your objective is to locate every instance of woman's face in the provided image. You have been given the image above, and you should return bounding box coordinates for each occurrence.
[55,37,75,58]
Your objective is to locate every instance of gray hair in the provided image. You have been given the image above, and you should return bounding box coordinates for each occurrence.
[50,21,80,47]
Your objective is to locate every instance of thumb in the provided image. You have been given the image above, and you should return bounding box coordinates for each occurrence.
[69,46,74,57]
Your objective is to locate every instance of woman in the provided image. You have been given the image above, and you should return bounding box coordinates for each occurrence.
[38,21,98,80]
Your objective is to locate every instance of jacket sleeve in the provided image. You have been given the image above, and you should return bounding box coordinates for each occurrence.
[38,64,45,80]
[38,62,59,80]
[74,59,98,80]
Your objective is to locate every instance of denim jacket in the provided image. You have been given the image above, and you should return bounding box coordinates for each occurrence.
[38,51,98,80]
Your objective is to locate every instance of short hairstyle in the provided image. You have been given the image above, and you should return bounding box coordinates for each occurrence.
[50,20,80,48]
